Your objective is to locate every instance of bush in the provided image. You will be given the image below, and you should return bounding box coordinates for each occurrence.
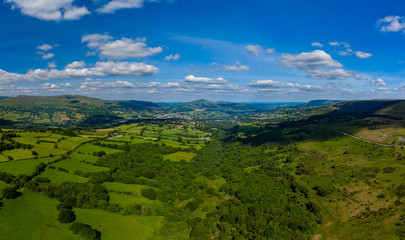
[185,200,200,212]
[141,188,157,200]
[58,209,76,223]
[70,222,101,240]
[313,185,331,197]
[2,187,21,199]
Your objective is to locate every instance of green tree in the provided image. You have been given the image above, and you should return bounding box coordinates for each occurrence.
[58,209,76,223]
[2,187,21,199]
[141,188,157,200]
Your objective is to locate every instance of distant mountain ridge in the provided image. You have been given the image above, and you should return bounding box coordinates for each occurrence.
[303,100,342,107]
[0,95,404,127]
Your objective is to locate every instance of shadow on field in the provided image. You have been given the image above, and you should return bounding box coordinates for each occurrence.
[242,100,405,146]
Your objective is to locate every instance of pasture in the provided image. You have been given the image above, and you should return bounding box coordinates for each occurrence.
[0,156,59,176]
[74,208,163,240]
[0,189,81,240]
[38,168,88,183]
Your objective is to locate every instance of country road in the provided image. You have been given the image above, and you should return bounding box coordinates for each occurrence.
[334,130,403,148]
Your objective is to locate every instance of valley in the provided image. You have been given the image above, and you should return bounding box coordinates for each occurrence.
[0,96,404,239]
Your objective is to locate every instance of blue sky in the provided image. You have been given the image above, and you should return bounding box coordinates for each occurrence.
[0,0,405,102]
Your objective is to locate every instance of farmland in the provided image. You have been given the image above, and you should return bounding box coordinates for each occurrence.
[0,120,213,240]
[1,98,405,239]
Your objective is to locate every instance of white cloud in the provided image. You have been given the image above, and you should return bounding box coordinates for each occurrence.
[48,61,57,68]
[278,50,361,80]
[279,50,343,70]
[329,42,350,48]
[82,34,113,47]
[338,51,351,56]
[370,79,387,86]
[311,42,323,47]
[82,34,163,59]
[5,0,90,21]
[184,75,227,84]
[65,61,86,69]
[266,48,275,54]
[79,79,138,91]
[245,44,262,56]
[0,61,158,83]
[74,77,245,95]
[355,51,372,59]
[249,80,326,93]
[164,54,181,61]
[248,80,296,89]
[41,83,60,89]
[377,16,405,32]
[329,41,371,59]
[395,84,405,91]
[306,69,353,80]
[41,53,55,60]
[354,74,367,80]
[97,0,145,13]
[223,61,250,72]
[37,44,53,51]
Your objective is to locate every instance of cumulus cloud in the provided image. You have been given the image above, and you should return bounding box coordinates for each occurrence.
[395,84,405,91]
[249,79,325,93]
[278,50,363,80]
[41,53,55,60]
[75,75,244,95]
[370,79,387,86]
[266,48,275,54]
[0,61,158,83]
[78,79,138,91]
[164,54,181,61]
[245,44,262,56]
[41,83,60,90]
[223,61,250,72]
[65,61,86,69]
[82,34,163,59]
[377,16,405,32]
[184,75,227,84]
[63,6,90,20]
[329,42,351,48]
[248,80,297,89]
[48,61,57,68]
[311,42,323,47]
[280,50,343,70]
[5,0,90,21]
[37,44,53,51]
[355,51,372,59]
[329,41,372,59]
[97,0,145,13]
[306,69,353,80]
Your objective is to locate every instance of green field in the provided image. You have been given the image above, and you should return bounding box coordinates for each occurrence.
[109,192,163,209]
[74,208,163,240]
[0,156,59,175]
[76,143,123,155]
[69,152,100,163]
[38,168,88,183]
[56,139,83,150]
[0,189,81,240]
[102,182,147,193]
[52,158,109,173]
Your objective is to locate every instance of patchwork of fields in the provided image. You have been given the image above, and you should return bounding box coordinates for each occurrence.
[0,121,211,240]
